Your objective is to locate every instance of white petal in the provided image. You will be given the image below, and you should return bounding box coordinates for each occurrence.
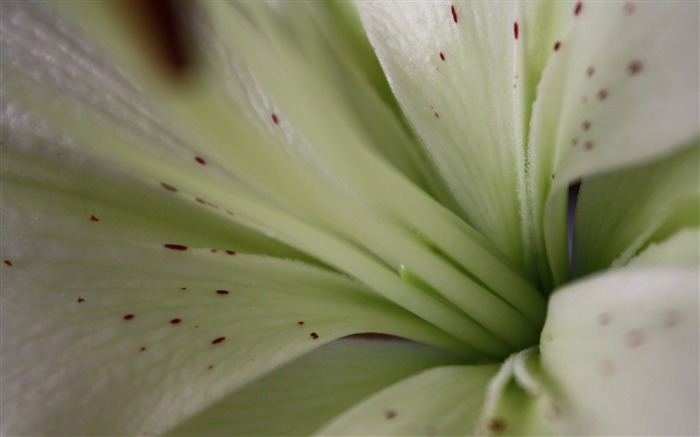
[526,1,699,285]
[358,1,574,275]
[1,152,465,435]
[167,338,462,436]
[539,267,699,436]
[315,363,498,436]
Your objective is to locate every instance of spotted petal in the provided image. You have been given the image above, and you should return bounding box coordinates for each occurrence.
[358,1,574,277]
[538,267,699,435]
[526,1,699,284]
[0,146,465,435]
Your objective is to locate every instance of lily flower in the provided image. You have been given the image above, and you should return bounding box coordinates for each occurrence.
[1,1,698,435]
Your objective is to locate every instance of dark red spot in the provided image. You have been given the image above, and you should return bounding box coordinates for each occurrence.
[77,297,85,303]
[487,418,507,432]
[385,410,398,420]
[582,120,591,130]
[210,249,218,253]
[180,287,187,291]
[574,2,582,16]
[627,60,643,76]
[571,138,579,146]
[170,318,182,324]
[226,210,235,216]
[434,112,440,118]
[597,312,610,325]
[297,321,305,325]
[3,259,12,267]
[271,113,279,124]
[225,250,236,255]
[140,346,146,352]
[513,21,519,39]
[195,197,206,205]
[89,214,99,222]
[439,51,445,61]
[553,41,561,51]
[164,244,188,251]
[212,336,226,345]
[207,365,215,370]
[597,89,609,100]
[625,329,645,348]
[622,2,635,15]
[450,4,458,23]
[584,140,594,150]
[310,332,319,340]
[160,182,178,192]
[586,66,595,77]
[216,289,230,295]
[123,314,135,320]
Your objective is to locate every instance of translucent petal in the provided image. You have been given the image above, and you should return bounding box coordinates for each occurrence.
[315,363,498,436]
[539,267,700,436]
[526,1,699,285]
[1,153,466,436]
[358,2,574,275]
[167,338,462,436]
[574,144,699,275]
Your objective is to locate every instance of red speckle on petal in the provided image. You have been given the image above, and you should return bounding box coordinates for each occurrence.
[385,410,398,420]
[180,287,187,291]
[226,210,235,216]
[225,250,236,255]
[297,321,305,325]
[450,4,458,23]
[170,318,182,325]
[310,332,319,340]
[574,2,582,16]
[216,289,230,295]
[3,260,12,267]
[571,138,579,146]
[439,51,445,61]
[597,89,609,100]
[195,197,206,205]
[212,336,226,345]
[434,112,440,118]
[89,214,99,222]
[140,346,146,352]
[77,297,85,303]
[553,41,561,51]
[195,156,206,165]
[623,2,636,15]
[164,244,188,251]
[584,140,594,150]
[627,60,643,76]
[161,182,178,192]
[513,21,519,40]
[582,120,591,130]
[207,364,215,370]
[123,314,135,320]
[487,418,507,433]
[271,113,279,125]
[586,66,595,77]
[625,329,646,348]
[210,249,218,253]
